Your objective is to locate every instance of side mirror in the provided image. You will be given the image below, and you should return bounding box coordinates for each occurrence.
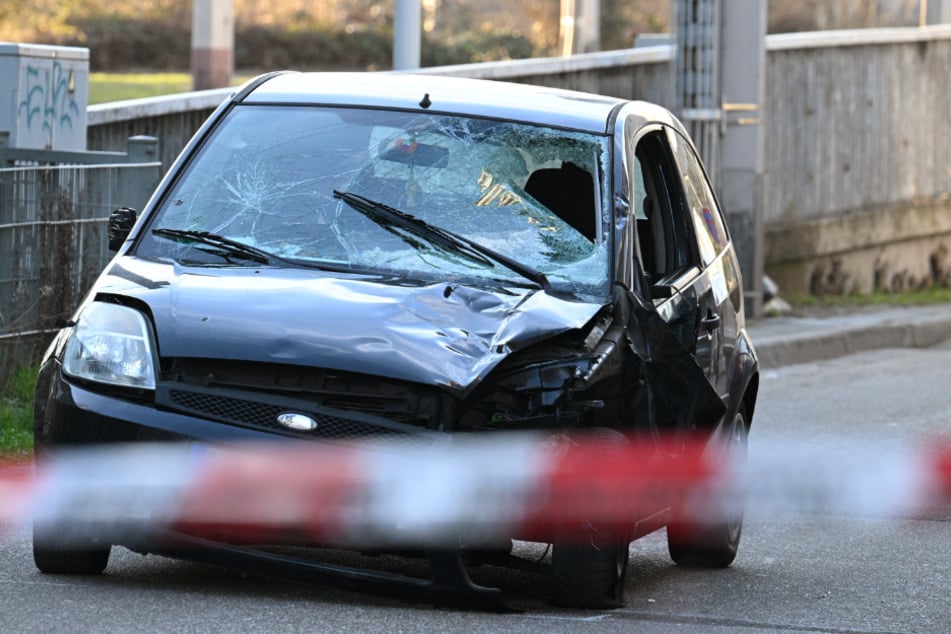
[108,207,137,251]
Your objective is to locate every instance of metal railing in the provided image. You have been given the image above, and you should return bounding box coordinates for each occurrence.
[0,137,161,380]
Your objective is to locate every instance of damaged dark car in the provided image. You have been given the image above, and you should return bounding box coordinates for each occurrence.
[33,72,759,609]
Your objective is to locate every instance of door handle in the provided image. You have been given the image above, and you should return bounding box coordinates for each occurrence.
[702,311,721,331]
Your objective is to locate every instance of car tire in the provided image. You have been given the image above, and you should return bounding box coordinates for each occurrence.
[666,409,748,568]
[552,541,630,609]
[551,426,630,609]
[33,524,111,575]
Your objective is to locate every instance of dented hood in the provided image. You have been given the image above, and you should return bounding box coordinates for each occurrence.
[97,258,603,394]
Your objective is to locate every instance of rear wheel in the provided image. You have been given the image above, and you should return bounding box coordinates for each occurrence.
[667,409,748,568]
[33,523,111,575]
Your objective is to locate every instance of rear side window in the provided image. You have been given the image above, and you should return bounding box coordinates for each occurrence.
[667,130,729,266]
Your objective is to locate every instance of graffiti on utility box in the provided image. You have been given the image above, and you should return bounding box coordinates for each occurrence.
[17,61,81,146]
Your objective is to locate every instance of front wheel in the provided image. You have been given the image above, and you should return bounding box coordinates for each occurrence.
[551,427,631,608]
[552,541,629,609]
[667,409,748,568]
[33,523,111,575]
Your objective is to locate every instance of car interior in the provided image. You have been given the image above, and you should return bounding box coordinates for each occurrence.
[634,131,694,292]
[523,161,597,241]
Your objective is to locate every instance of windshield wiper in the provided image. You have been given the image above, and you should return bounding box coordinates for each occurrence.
[151,228,272,264]
[333,190,552,291]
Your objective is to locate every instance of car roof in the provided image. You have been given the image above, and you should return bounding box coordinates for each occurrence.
[239,72,629,134]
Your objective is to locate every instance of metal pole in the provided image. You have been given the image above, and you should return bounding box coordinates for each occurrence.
[394,0,421,70]
[560,0,600,56]
[560,0,576,57]
[191,0,234,90]
[577,0,601,53]
[719,0,766,317]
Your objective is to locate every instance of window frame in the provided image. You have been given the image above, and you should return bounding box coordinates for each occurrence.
[629,126,702,295]
[666,128,731,268]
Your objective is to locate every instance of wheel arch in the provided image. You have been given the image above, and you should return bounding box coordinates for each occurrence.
[727,328,759,429]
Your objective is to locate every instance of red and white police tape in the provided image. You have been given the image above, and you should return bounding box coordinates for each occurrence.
[1,432,949,547]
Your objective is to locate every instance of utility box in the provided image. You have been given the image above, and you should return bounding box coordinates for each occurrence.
[0,42,89,151]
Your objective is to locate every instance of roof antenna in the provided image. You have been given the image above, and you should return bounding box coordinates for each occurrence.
[419,93,432,109]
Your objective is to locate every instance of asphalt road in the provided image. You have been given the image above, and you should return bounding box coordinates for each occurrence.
[2,342,949,633]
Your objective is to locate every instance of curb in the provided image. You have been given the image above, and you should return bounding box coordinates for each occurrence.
[747,304,951,368]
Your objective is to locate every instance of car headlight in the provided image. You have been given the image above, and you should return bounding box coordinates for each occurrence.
[62,302,157,389]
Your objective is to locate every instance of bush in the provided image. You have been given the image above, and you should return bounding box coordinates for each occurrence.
[236,24,394,71]
[424,31,535,66]
[69,15,192,71]
[34,15,535,73]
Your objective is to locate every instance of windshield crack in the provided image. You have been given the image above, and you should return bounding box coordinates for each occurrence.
[333,189,552,291]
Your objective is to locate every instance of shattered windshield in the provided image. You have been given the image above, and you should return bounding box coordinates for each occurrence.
[137,105,612,299]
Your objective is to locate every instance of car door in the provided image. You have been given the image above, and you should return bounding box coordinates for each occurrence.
[627,126,726,434]
[630,128,720,378]
[665,128,739,398]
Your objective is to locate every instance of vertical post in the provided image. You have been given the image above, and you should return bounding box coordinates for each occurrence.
[125,136,162,212]
[394,0,421,70]
[719,0,766,316]
[559,0,575,56]
[560,0,600,56]
[576,0,601,53]
[191,0,234,90]
[126,136,159,164]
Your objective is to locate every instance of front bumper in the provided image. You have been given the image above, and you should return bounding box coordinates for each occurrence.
[35,364,441,450]
[37,367,276,448]
[33,365,524,609]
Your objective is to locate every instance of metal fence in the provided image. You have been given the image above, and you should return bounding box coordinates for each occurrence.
[674,0,721,187]
[0,154,161,383]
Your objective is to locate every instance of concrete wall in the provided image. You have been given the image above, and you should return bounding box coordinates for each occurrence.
[86,28,951,295]
[763,27,951,294]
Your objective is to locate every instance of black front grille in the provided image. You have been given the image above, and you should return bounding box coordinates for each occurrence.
[157,383,437,447]
[170,389,280,427]
[161,358,441,427]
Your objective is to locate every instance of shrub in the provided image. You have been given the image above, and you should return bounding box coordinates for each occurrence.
[34,15,535,73]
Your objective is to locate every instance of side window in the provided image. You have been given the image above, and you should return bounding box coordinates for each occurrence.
[632,130,697,283]
[667,130,729,267]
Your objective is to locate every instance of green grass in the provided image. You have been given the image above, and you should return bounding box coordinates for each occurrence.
[89,72,192,104]
[0,366,36,456]
[786,286,951,309]
[89,72,255,104]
